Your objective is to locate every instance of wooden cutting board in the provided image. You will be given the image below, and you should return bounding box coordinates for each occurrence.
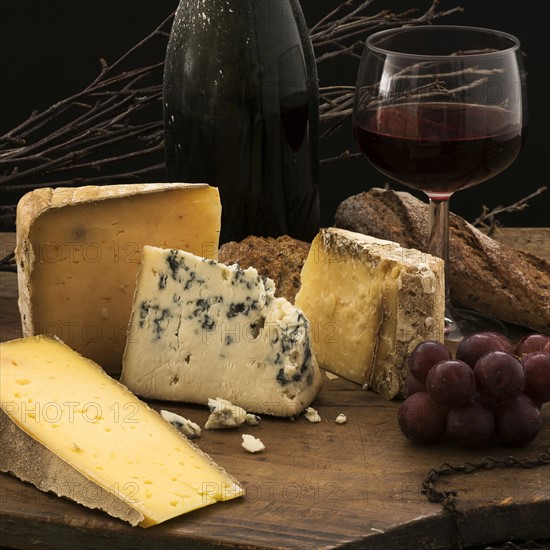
[0,229,549,549]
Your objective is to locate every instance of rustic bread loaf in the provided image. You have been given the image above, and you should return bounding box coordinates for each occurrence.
[335,188,550,334]
[218,236,310,303]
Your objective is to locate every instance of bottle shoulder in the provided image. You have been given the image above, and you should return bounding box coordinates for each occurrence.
[169,0,307,54]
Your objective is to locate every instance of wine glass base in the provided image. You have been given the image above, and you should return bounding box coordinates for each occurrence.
[444,307,508,343]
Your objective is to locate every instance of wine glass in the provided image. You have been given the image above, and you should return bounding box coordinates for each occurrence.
[352,25,526,341]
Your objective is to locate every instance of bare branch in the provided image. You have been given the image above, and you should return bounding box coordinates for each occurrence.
[321,151,362,164]
[472,187,548,230]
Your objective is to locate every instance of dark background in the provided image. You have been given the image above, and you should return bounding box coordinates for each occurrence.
[0,0,548,228]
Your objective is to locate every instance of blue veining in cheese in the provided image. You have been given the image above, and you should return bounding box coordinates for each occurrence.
[120,246,323,416]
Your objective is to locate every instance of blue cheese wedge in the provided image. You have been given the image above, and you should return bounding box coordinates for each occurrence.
[120,246,323,417]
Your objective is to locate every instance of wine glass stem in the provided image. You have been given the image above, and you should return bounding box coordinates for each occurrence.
[427,196,450,296]
[427,196,462,339]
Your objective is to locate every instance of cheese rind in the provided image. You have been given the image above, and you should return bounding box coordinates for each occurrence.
[120,246,323,416]
[0,336,243,527]
[0,406,144,526]
[16,183,221,375]
[295,228,445,399]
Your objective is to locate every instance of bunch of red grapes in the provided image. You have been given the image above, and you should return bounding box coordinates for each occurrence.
[398,332,550,448]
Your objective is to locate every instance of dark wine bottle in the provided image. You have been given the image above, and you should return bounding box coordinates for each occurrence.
[163,0,320,244]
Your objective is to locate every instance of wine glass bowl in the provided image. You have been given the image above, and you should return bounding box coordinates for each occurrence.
[353,26,526,339]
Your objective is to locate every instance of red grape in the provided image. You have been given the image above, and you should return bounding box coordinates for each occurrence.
[494,394,541,446]
[456,331,514,368]
[404,371,426,397]
[446,402,495,448]
[398,392,448,444]
[515,333,550,357]
[522,351,550,404]
[474,351,524,404]
[399,333,547,449]
[426,360,475,407]
[408,340,451,382]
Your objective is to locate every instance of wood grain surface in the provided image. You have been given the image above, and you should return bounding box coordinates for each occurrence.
[1,229,549,550]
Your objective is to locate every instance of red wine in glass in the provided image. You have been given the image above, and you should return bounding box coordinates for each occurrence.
[354,102,522,198]
[352,25,526,340]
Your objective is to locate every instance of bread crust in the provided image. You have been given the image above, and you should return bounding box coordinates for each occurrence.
[218,236,310,303]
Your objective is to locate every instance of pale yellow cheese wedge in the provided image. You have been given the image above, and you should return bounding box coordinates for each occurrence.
[295,228,445,399]
[16,183,221,375]
[0,336,243,527]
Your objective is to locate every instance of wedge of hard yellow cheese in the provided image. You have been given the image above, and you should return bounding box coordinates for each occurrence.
[0,336,243,527]
[16,183,221,375]
[295,228,445,399]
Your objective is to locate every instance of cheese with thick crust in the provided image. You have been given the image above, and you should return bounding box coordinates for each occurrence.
[295,228,445,399]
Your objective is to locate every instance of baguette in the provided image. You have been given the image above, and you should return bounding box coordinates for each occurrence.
[335,188,550,334]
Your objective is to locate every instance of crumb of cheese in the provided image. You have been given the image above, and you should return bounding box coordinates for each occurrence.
[242,434,265,453]
[335,413,347,424]
[304,407,321,423]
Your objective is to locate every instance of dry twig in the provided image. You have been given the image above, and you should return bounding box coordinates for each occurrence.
[472,186,548,236]
[0,13,172,195]
[316,0,464,140]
